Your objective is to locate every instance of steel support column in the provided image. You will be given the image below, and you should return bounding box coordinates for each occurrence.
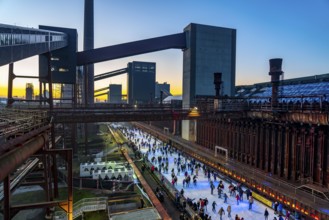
[67,149,73,220]
[250,126,255,165]
[43,82,47,105]
[265,125,271,172]
[52,154,59,198]
[43,153,52,218]
[317,130,324,185]
[284,127,291,179]
[241,125,245,161]
[4,176,10,220]
[324,130,329,186]
[300,128,306,180]
[84,123,88,155]
[39,81,42,105]
[73,84,77,108]
[84,0,94,105]
[247,126,252,165]
[259,124,265,169]
[84,66,88,105]
[0,134,48,182]
[277,126,284,177]
[7,63,14,107]
[72,123,77,154]
[39,149,73,219]
[291,128,297,181]
[270,125,277,174]
[47,52,53,110]
[309,128,315,183]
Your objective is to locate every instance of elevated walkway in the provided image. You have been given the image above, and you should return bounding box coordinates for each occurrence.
[0,24,67,66]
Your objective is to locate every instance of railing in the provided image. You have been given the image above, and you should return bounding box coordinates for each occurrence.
[0,108,49,138]
[0,158,39,201]
[211,95,329,112]
[53,197,107,220]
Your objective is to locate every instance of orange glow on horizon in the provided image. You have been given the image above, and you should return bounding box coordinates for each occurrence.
[1,85,183,101]
[0,86,33,98]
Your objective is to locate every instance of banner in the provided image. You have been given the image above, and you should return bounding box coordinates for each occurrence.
[252,191,272,207]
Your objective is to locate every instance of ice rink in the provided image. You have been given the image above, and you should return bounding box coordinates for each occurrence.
[121,126,281,220]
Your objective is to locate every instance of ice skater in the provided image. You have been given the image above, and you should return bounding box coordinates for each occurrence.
[236,194,240,205]
[223,193,228,203]
[227,205,232,217]
[212,201,217,212]
[248,195,254,210]
[264,208,269,220]
[218,207,225,220]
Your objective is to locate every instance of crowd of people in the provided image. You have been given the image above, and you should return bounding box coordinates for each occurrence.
[119,125,297,220]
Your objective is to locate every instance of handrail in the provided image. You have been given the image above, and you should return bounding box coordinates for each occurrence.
[53,197,108,220]
[0,158,39,201]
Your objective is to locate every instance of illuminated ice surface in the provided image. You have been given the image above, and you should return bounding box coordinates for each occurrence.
[123,127,281,220]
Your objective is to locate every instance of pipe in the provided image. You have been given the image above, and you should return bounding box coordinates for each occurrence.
[0,134,48,182]
[0,124,51,155]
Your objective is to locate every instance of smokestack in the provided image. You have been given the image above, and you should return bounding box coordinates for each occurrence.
[84,0,94,104]
[214,72,222,98]
[269,58,283,107]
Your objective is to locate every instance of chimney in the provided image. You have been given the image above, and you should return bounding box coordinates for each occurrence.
[84,0,94,105]
[269,58,283,107]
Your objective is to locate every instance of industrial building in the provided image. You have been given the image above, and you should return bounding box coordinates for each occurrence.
[182,23,236,141]
[25,83,34,100]
[108,84,122,104]
[196,61,329,188]
[127,61,156,104]
[155,81,171,103]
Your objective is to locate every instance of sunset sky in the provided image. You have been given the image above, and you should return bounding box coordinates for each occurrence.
[1,0,329,100]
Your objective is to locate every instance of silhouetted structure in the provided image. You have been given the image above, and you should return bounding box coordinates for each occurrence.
[108,84,122,104]
[127,61,156,104]
[25,83,34,100]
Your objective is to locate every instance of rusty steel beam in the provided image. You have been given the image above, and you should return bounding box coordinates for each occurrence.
[51,110,196,123]
[0,134,48,182]
[67,149,73,220]
[20,180,45,186]
[7,63,14,106]
[4,176,10,220]
[0,124,51,155]
[10,200,67,212]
